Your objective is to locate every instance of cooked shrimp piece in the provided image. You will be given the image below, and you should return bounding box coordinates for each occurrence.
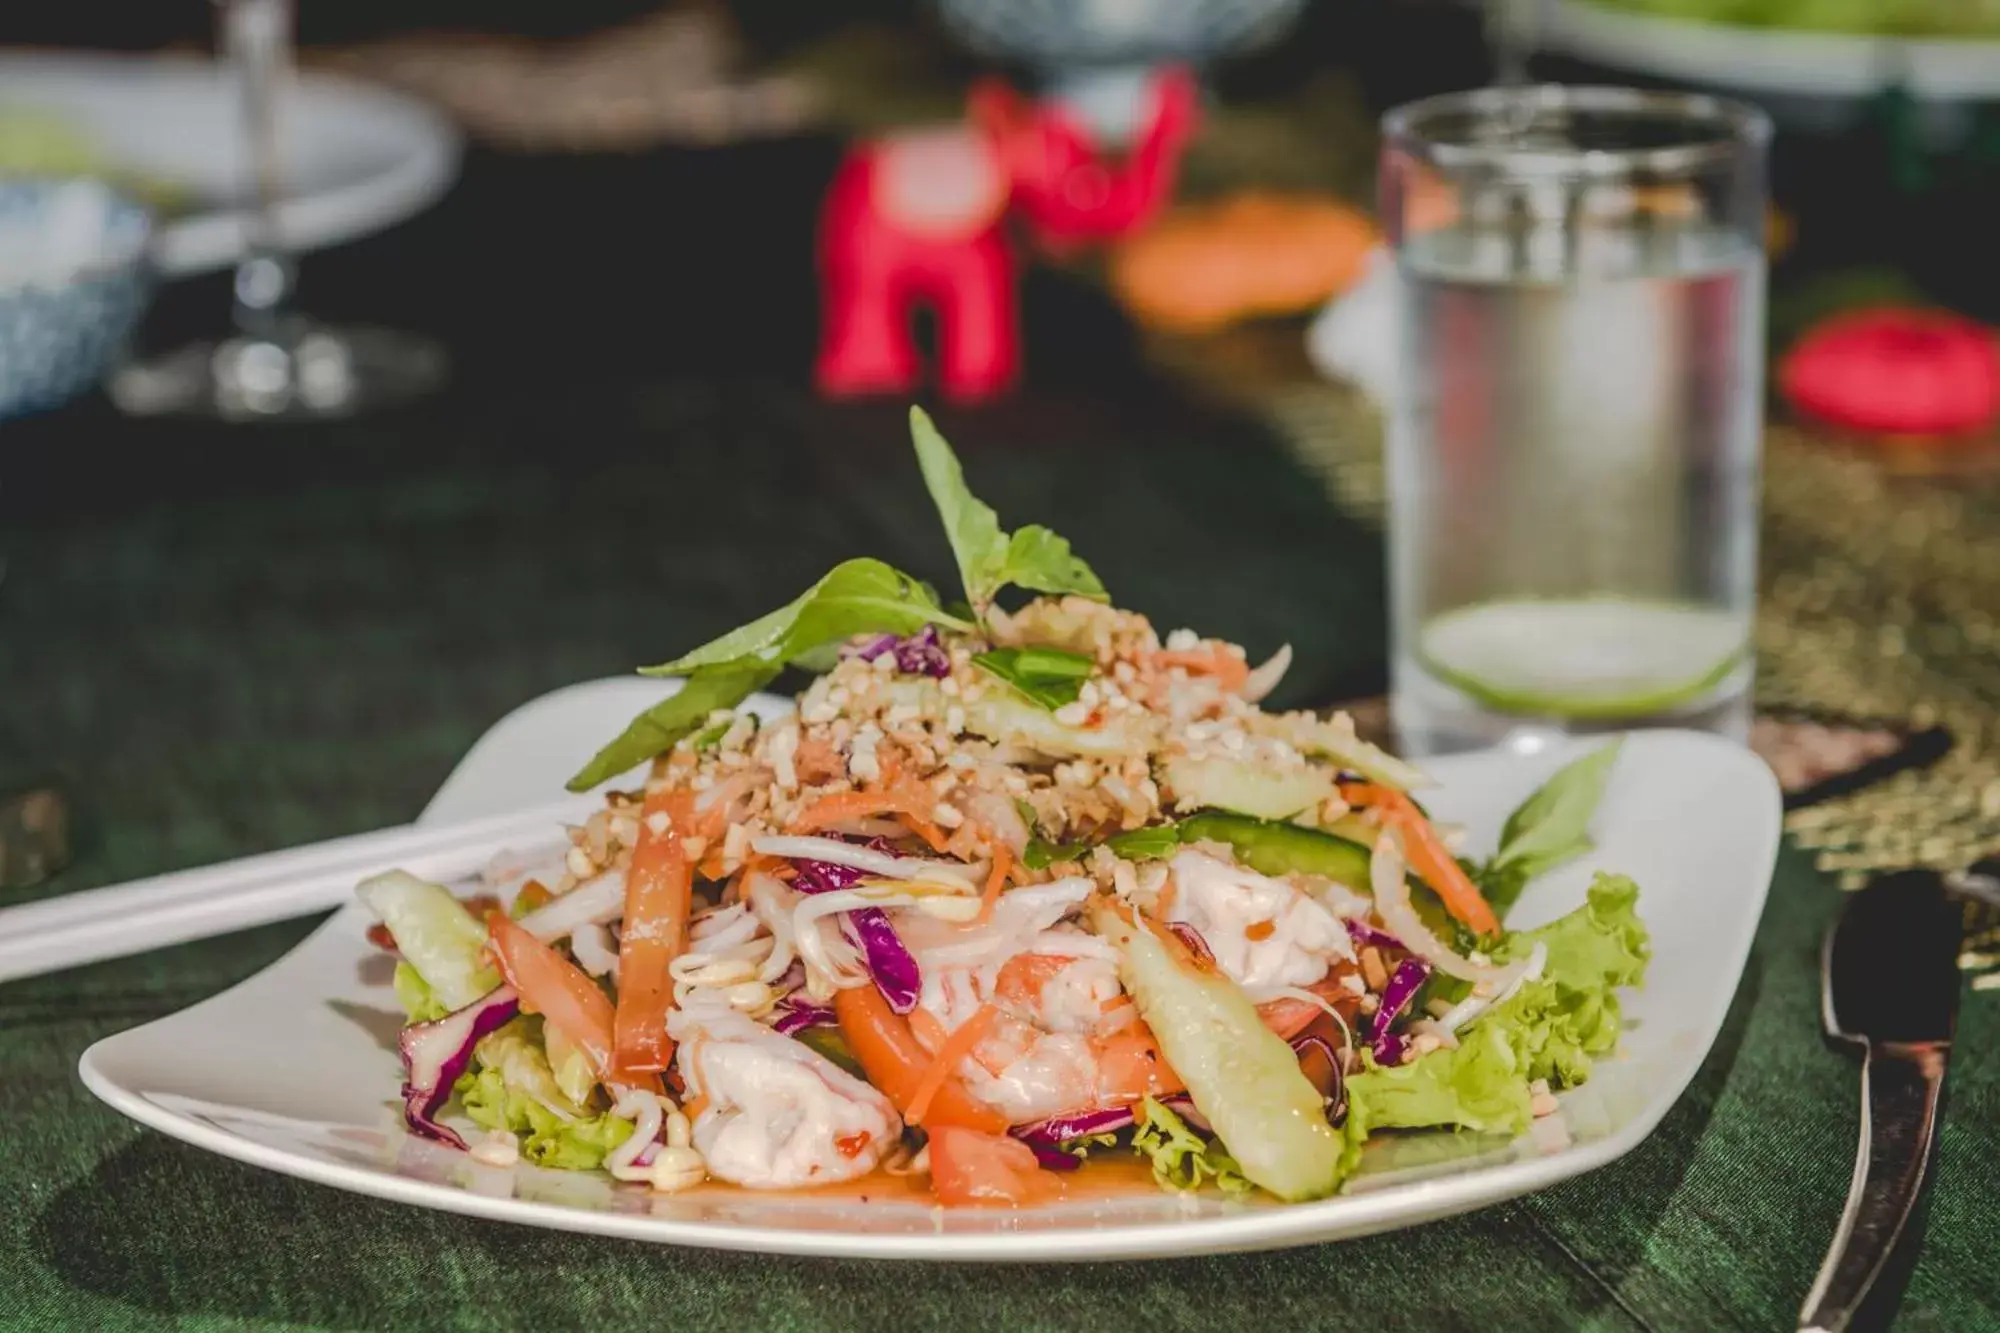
[668,1006,901,1189]
[904,910,1183,1124]
[1162,849,1353,991]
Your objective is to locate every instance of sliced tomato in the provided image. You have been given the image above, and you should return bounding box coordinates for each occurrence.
[928,1125,1048,1207]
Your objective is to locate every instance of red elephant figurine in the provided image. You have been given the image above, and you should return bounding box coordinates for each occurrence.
[814,69,1198,404]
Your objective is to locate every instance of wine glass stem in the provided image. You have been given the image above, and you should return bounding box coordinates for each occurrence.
[222,0,296,340]
[1487,0,1537,86]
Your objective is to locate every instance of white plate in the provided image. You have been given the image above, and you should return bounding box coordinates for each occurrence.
[79,680,1779,1260]
[1541,1,2000,101]
[0,50,461,277]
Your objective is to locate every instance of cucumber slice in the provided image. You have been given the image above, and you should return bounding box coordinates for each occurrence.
[1162,754,1336,821]
[1091,901,1343,1201]
[1176,811,1374,891]
[962,694,1143,759]
[357,870,502,1011]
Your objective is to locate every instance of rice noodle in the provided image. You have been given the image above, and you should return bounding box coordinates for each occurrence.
[604,1087,665,1182]
[1435,942,1546,1034]
[517,867,626,942]
[569,923,620,978]
[1368,829,1509,985]
[749,836,980,890]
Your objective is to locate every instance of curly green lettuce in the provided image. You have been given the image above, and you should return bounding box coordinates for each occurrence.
[1130,1097,1255,1196]
[452,1023,633,1171]
[1340,874,1651,1174]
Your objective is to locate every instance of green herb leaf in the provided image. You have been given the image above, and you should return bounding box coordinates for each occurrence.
[640,558,970,677]
[1493,742,1622,879]
[971,645,1096,710]
[566,658,779,791]
[1024,823,1184,871]
[910,407,1106,611]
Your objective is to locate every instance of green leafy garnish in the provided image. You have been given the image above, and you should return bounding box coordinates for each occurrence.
[1473,742,1622,918]
[567,559,971,790]
[639,559,970,678]
[971,645,1095,710]
[568,659,780,791]
[1130,1097,1256,1196]
[1023,823,1183,870]
[1495,742,1620,877]
[910,407,1107,614]
[453,1022,633,1171]
[1340,873,1652,1172]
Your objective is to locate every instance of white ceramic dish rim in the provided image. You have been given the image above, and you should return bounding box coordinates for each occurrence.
[79,691,1779,1261]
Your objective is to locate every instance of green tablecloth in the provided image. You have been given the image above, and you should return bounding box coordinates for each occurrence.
[5,139,1996,1328]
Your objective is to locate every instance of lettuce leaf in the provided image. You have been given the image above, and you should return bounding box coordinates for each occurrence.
[1339,874,1651,1173]
[455,1023,634,1171]
[1130,1097,1255,1196]
[1344,1021,1534,1143]
[392,960,450,1023]
[910,407,1107,612]
[1503,873,1650,994]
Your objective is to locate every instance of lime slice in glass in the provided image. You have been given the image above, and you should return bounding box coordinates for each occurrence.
[1417,599,1748,721]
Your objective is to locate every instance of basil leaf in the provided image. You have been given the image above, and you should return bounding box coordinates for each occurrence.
[1023,823,1184,870]
[566,659,779,791]
[640,558,970,678]
[910,407,1107,610]
[1493,741,1622,875]
[972,646,1095,710]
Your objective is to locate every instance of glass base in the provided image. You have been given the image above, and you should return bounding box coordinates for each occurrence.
[111,320,445,421]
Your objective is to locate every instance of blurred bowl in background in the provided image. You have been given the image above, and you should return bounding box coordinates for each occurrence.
[0,178,152,421]
[931,0,1307,138]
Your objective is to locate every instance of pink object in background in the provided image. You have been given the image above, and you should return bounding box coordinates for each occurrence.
[814,69,1197,403]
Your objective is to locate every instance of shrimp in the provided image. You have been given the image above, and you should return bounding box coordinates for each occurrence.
[1161,849,1353,993]
[667,1005,901,1190]
[893,879,1182,1124]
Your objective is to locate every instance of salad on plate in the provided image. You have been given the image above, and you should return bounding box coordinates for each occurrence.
[360,409,1650,1207]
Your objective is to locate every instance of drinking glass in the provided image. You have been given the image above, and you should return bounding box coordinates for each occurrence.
[111,0,443,419]
[1381,86,1770,757]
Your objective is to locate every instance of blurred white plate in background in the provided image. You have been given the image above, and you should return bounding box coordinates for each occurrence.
[0,50,460,277]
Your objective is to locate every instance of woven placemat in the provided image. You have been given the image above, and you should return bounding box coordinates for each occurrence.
[1222,358,2000,887]
[309,3,822,151]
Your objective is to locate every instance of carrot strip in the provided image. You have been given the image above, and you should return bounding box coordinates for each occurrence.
[904,1004,999,1127]
[1340,783,1501,937]
[973,845,1014,924]
[486,912,660,1092]
[1153,647,1251,692]
[611,787,696,1081]
[832,985,1010,1134]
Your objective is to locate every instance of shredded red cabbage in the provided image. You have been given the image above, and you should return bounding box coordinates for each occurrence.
[846,910,923,1012]
[1024,1141,1084,1172]
[789,850,924,1014]
[844,626,951,678]
[397,985,521,1150]
[772,1000,836,1036]
[1010,1094,1208,1149]
[1289,1029,1349,1127]
[1368,956,1431,1067]
[1346,920,1407,954]
[1166,921,1216,966]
